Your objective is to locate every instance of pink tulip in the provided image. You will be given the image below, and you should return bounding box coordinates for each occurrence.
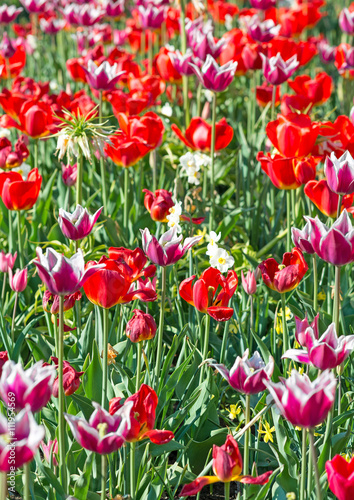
[0,360,55,413]
[241,270,257,295]
[9,268,27,292]
[39,18,66,35]
[169,49,200,77]
[246,17,280,43]
[19,0,47,14]
[265,370,336,428]
[137,4,165,29]
[292,221,315,254]
[0,32,15,59]
[325,151,354,196]
[62,163,77,187]
[189,55,237,93]
[210,349,274,394]
[249,0,276,9]
[103,0,125,18]
[58,204,103,241]
[283,323,354,370]
[0,407,44,472]
[339,8,354,35]
[260,53,299,86]
[41,439,58,466]
[82,60,125,91]
[65,401,133,455]
[0,5,23,24]
[0,250,17,273]
[141,227,202,267]
[294,313,319,347]
[318,40,335,64]
[190,31,225,61]
[62,4,104,26]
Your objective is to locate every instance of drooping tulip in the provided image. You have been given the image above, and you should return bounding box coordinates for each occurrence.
[51,357,84,397]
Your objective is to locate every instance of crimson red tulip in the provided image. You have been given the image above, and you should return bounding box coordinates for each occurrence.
[288,72,333,106]
[0,168,42,210]
[143,188,174,222]
[118,111,164,149]
[107,247,156,282]
[304,179,354,218]
[172,117,233,152]
[105,131,150,168]
[155,47,182,84]
[326,455,354,500]
[259,248,308,293]
[126,309,157,343]
[256,83,280,108]
[257,152,317,190]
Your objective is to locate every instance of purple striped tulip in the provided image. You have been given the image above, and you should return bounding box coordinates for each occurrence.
[318,40,336,64]
[82,60,125,91]
[292,221,315,254]
[104,0,125,18]
[39,18,66,35]
[260,53,299,86]
[141,227,202,267]
[169,49,200,76]
[63,4,104,26]
[19,0,47,14]
[294,313,319,347]
[0,360,55,413]
[325,151,354,195]
[283,323,354,371]
[339,8,354,35]
[265,370,336,429]
[34,247,102,295]
[0,407,45,472]
[246,17,280,43]
[65,401,133,455]
[0,5,23,24]
[305,210,354,267]
[189,55,237,93]
[250,0,276,9]
[58,204,103,241]
[210,349,274,394]
[190,31,225,61]
[138,4,165,29]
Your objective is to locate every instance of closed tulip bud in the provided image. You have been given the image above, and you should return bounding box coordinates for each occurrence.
[41,439,58,466]
[0,250,17,273]
[0,351,8,377]
[126,309,157,343]
[241,270,257,295]
[143,189,174,222]
[339,8,354,35]
[61,163,77,187]
[9,268,27,292]
[0,32,15,59]
[51,357,84,397]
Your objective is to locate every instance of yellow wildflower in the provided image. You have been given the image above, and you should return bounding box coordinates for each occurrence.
[228,404,241,420]
[258,420,275,443]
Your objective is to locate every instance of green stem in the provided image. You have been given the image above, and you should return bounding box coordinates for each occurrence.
[333,266,340,334]
[8,210,13,253]
[11,292,18,346]
[58,295,67,490]
[24,462,30,500]
[286,190,291,252]
[102,308,109,409]
[300,428,307,500]
[136,341,142,392]
[155,266,167,390]
[0,472,7,500]
[17,211,24,268]
[313,255,318,313]
[196,83,202,117]
[271,84,277,121]
[308,429,322,500]
[101,454,107,500]
[76,150,83,207]
[130,442,136,500]
[281,293,289,359]
[124,168,129,230]
[199,313,211,385]
[209,92,217,233]
[224,481,230,500]
[249,295,254,353]
[337,194,343,219]
[1,274,6,308]
[151,150,157,193]
[99,91,108,215]
[34,139,38,170]
[220,320,229,365]
[243,394,251,500]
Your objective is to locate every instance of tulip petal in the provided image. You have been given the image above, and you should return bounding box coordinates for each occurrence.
[179,476,219,497]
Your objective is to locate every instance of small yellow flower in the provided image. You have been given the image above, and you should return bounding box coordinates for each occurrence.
[258,420,275,443]
[196,226,207,245]
[277,306,292,321]
[286,493,296,500]
[287,364,304,377]
[275,315,283,335]
[341,452,353,462]
[228,404,241,420]
[317,290,326,301]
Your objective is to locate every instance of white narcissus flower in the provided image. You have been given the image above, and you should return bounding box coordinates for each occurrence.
[206,231,221,256]
[166,201,183,232]
[180,152,211,186]
[210,247,235,273]
[12,163,31,180]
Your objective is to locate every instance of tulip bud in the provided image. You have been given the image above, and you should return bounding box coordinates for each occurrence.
[294,313,319,347]
[0,32,16,59]
[126,309,157,343]
[0,250,17,273]
[62,163,77,187]
[241,270,257,295]
[143,189,174,222]
[41,439,59,466]
[9,268,27,292]
[51,357,84,397]
[42,290,82,315]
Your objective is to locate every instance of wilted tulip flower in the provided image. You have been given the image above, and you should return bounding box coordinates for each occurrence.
[305,210,354,267]
[179,435,272,496]
[210,349,274,394]
[169,49,199,76]
[41,439,58,467]
[34,247,102,296]
[126,309,157,343]
[292,221,315,255]
[65,401,132,455]
[304,179,353,218]
[179,267,238,322]
[0,250,16,273]
[326,455,354,500]
[141,227,202,267]
[9,268,27,292]
[325,151,354,196]
[0,360,55,413]
[294,313,319,347]
[43,290,82,315]
[0,5,23,24]
[339,8,354,35]
[109,384,174,444]
[265,370,336,429]
[189,55,237,92]
[259,248,308,294]
[82,60,125,92]
[58,205,103,241]
[51,358,84,397]
[0,168,42,211]
[241,270,257,295]
[283,323,354,371]
[172,117,233,151]
[261,53,299,86]
[62,163,77,187]
[0,407,45,472]
[143,189,174,222]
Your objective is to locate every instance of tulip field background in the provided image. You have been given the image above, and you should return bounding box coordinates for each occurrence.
[1,0,354,499]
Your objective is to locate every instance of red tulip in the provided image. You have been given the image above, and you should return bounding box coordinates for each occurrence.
[280,94,313,116]
[0,45,26,79]
[126,309,157,342]
[257,152,317,190]
[143,188,174,222]
[66,57,87,83]
[105,131,150,168]
[172,117,233,152]
[51,357,84,397]
[304,179,354,218]
[107,246,156,282]
[256,83,280,108]
[118,111,164,149]
[326,455,354,500]
[0,167,42,210]
[288,72,333,106]
[179,267,238,322]
[155,47,182,84]
[259,248,308,293]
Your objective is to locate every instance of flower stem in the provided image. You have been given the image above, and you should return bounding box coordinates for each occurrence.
[130,443,136,500]
[271,84,277,121]
[102,308,109,409]
[0,471,7,500]
[209,92,217,233]
[337,195,343,219]
[1,274,6,309]
[333,266,340,334]
[99,91,108,215]
[155,266,167,390]
[281,293,289,363]
[101,454,107,500]
[308,429,322,500]
[199,313,211,385]
[34,139,38,171]
[76,150,83,207]
[8,210,13,253]
[11,292,18,346]
[286,190,291,252]
[58,295,67,490]
[224,481,230,500]
[300,428,307,500]
[24,462,30,500]
[124,167,129,230]
[313,254,318,313]
[17,211,24,268]
[136,341,142,392]
[243,394,251,500]
[220,319,229,365]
